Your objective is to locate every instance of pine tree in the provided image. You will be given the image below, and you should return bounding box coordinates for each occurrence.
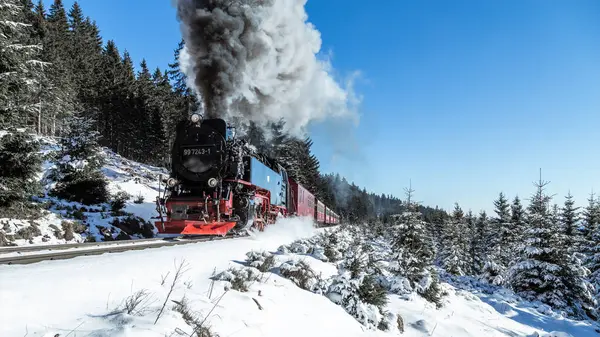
[390,185,441,305]
[559,193,580,250]
[134,59,165,165]
[49,112,108,205]
[167,39,198,118]
[586,209,600,316]
[300,138,321,194]
[507,173,595,318]
[152,67,178,165]
[582,192,600,246]
[465,210,477,275]
[508,195,526,263]
[43,0,75,135]
[471,211,488,275]
[67,2,102,116]
[0,0,47,129]
[0,130,42,210]
[492,192,513,268]
[439,203,467,276]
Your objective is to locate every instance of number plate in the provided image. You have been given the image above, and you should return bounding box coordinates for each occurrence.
[182,147,213,156]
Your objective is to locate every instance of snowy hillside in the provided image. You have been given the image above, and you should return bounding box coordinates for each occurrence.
[1,220,596,337]
[0,135,167,247]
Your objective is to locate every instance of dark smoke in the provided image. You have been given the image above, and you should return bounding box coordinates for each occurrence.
[176,0,264,118]
[175,0,360,137]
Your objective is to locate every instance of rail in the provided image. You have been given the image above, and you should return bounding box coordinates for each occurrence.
[0,234,243,265]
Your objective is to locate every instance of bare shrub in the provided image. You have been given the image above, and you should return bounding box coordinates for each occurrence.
[172,296,221,337]
[155,259,190,324]
[397,314,404,333]
[72,221,87,234]
[14,223,41,240]
[61,221,75,241]
[49,224,63,239]
[0,231,13,246]
[119,289,155,316]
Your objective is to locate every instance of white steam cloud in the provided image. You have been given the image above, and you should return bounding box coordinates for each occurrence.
[175,0,360,137]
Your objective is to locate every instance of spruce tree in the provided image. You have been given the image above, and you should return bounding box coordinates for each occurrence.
[439,203,467,276]
[390,185,441,304]
[49,112,108,205]
[465,210,477,275]
[582,192,600,246]
[0,0,46,129]
[507,173,595,318]
[509,196,526,261]
[471,211,488,275]
[167,39,198,119]
[0,130,42,211]
[560,193,579,240]
[492,192,513,268]
[586,208,600,316]
[152,67,179,165]
[67,2,102,116]
[508,175,558,299]
[44,0,75,135]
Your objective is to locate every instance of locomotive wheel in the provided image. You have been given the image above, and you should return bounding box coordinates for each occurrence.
[234,201,254,231]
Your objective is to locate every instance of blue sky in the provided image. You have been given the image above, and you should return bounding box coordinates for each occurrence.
[46,0,600,214]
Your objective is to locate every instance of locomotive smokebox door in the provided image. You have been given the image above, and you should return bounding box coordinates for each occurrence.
[171,118,228,186]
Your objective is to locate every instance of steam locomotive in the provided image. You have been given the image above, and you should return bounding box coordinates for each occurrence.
[154,114,340,236]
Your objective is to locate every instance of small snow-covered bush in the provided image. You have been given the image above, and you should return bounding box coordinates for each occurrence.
[133,193,145,204]
[214,267,262,292]
[48,114,109,206]
[245,250,276,272]
[110,191,131,215]
[418,268,445,309]
[279,260,320,291]
[357,275,388,309]
[326,272,383,330]
[480,260,505,286]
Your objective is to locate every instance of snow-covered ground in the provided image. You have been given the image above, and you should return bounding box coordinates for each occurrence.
[1,219,596,337]
[1,136,168,246]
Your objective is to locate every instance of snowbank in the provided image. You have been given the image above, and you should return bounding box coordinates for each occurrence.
[0,217,346,337]
[1,223,596,337]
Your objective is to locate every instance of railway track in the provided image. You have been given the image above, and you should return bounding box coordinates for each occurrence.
[0,234,242,265]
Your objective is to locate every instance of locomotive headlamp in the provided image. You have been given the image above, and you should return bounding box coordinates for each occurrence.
[208,178,219,188]
[190,113,200,123]
[167,178,178,187]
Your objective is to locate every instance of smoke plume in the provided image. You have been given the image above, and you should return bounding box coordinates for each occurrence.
[175,0,360,137]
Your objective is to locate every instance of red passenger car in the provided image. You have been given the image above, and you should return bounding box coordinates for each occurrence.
[315,200,325,224]
[288,180,316,218]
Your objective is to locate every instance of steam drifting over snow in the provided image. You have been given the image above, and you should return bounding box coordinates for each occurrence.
[175,0,360,137]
